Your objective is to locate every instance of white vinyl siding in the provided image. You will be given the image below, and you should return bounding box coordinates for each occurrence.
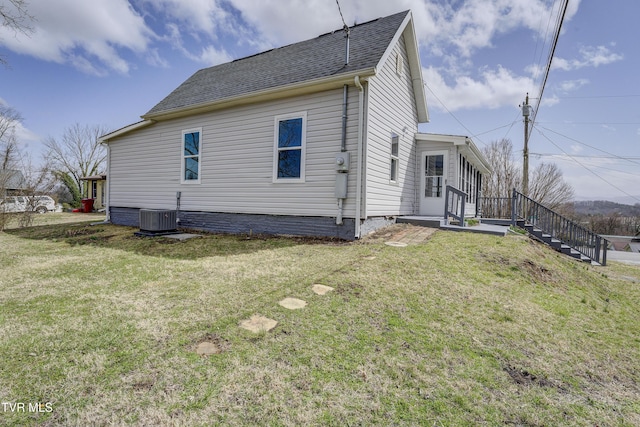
[365,34,419,217]
[108,88,360,217]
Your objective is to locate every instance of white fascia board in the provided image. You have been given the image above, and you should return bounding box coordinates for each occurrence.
[415,133,491,174]
[99,120,155,144]
[456,138,492,174]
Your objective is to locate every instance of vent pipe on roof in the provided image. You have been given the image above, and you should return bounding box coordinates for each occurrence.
[344,24,350,65]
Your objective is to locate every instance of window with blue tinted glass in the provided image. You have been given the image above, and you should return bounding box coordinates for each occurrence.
[182,129,201,182]
[274,114,305,180]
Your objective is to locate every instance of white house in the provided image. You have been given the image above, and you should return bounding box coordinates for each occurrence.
[100,10,489,239]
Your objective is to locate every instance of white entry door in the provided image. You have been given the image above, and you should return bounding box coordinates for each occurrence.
[419,150,448,216]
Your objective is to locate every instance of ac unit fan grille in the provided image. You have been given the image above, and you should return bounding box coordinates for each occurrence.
[139,209,177,232]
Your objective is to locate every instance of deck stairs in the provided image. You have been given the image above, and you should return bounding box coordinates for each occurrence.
[480,190,608,266]
[520,222,592,263]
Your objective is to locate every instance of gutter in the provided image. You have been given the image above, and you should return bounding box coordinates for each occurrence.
[99,119,155,143]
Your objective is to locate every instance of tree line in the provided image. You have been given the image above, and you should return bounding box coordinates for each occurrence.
[1,104,107,229]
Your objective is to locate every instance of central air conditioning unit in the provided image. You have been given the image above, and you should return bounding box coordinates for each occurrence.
[139,209,177,232]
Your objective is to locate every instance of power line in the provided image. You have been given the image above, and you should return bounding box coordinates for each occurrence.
[470,121,519,138]
[335,0,347,27]
[530,0,570,134]
[531,0,557,97]
[502,111,522,141]
[531,153,640,160]
[534,128,640,203]
[536,121,640,125]
[554,94,640,99]
[538,125,640,167]
[423,82,486,145]
[531,156,640,177]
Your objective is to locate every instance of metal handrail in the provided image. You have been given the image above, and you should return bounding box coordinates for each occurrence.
[444,185,466,227]
[511,189,608,265]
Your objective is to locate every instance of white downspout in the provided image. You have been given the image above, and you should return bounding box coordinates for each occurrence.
[104,142,111,222]
[354,75,365,238]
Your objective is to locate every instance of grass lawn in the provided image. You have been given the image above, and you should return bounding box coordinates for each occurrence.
[1,216,639,426]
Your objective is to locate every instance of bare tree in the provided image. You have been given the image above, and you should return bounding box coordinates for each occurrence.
[44,123,108,203]
[528,162,574,211]
[482,138,574,211]
[0,104,22,164]
[1,0,34,66]
[481,138,521,198]
[1,104,23,191]
[15,151,56,228]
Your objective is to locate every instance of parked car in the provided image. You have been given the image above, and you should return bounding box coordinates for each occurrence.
[0,195,56,214]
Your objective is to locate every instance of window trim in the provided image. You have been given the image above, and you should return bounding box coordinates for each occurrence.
[395,52,404,76]
[181,127,202,184]
[273,112,307,183]
[389,133,400,184]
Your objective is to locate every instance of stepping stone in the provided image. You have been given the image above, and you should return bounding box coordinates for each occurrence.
[363,256,377,260]
[239,315,278,333]
[312,284,334,295]
[279,297,307,310]
[195,341,221,356]
[385,241,408,247]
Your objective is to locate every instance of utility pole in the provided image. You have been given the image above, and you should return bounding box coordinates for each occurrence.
[522,93,531,196]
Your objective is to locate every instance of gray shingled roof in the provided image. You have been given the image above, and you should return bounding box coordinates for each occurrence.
[0,169,27,190]
[145,10,409,117]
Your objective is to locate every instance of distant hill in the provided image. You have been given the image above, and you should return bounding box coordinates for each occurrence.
[571,200,640,216]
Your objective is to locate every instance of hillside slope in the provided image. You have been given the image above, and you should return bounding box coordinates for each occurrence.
[1,221,639,426]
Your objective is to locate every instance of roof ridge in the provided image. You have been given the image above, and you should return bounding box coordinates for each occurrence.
[143,9,412,118]
[229,10,410,65]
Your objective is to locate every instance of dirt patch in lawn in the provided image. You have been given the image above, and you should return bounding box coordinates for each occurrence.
[362,223,437,245]
[193,333,230,356]
[504,365,560,389]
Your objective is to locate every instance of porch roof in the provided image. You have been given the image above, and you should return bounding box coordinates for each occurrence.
[415,133,491,175]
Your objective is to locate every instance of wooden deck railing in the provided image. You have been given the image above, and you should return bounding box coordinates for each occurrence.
[511,189,608,265]
[444,185,467,227]
[477,190,608,265]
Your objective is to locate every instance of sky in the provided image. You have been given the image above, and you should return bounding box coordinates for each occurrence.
[1,0,638,204]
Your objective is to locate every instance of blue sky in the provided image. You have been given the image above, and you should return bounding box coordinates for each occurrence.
[1,0,638,203]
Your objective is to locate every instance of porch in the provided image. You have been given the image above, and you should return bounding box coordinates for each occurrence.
[396,216,509,237]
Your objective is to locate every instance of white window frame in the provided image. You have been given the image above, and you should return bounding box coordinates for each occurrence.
[273,112,307,183]
[390,133,400,184]
[181,128,202,184]
[395,52,404,76]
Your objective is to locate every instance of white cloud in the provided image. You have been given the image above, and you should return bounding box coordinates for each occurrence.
[224,0,580,59]
[0,0,153,74]
[557,79,589,93]
[140,0,229,35]
[570,144,583,154]
[163,22,232,66]
[195,45,233,66]
[553,45,623,71]
[424,65,534,111]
